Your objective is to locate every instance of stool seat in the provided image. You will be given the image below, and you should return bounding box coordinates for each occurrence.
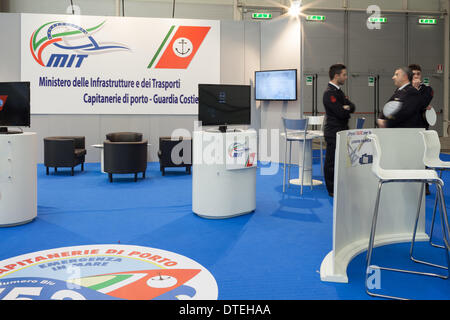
[375,168,442,183]
[307,130,324,137]
[423,159,450,169]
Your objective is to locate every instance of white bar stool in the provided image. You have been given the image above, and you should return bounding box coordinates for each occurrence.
[420,130,450,249]
[281,117,309,195]
[307,115,325,178]
[365,133,450,300]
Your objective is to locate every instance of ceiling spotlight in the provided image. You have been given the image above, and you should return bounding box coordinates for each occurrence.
[288,0,302,16]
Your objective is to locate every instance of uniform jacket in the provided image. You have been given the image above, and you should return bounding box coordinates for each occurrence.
[323,83,356,139]
[380,83,423,128]
[418,83,434,128]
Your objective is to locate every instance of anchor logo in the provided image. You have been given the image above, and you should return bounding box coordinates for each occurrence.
[173,37,193,58]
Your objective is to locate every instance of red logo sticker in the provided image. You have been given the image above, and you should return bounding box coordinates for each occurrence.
[0,95,7,112]
[330,95,336,103]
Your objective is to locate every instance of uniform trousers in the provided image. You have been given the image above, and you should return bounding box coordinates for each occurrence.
[324,137,336,195]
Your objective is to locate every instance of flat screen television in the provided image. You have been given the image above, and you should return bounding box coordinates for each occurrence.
[198,84,251,132]
[255,69,297,101]
[0,82,30,133]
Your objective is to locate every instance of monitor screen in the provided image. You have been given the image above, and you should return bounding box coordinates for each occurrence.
[198,84,251,126]
[0,82,31,127]
[255,69,297,101]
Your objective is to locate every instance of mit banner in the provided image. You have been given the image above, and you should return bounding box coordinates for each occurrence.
[20,13,220,114]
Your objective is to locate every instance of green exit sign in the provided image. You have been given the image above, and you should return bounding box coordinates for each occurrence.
[419,18,437,24]
[368,17,387,23]
[306,15,326,21]
[252,13,272,19]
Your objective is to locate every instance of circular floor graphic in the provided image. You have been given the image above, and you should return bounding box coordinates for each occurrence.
[0,244,218,300]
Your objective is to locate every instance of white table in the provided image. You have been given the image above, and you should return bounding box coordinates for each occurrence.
[0,132,37,226]
[281,131,323,187]
[91,143,151,173]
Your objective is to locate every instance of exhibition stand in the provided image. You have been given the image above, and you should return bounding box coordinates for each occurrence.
[320,128,429,283]
[0,132,37,226]
[192,129,257,219]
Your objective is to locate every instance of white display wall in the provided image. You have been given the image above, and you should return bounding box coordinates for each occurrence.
[21,13,220,114]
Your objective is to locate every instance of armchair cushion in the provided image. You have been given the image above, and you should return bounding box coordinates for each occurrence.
[106,132,143,143]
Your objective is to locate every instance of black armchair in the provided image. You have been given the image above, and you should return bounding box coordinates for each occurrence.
[44,136,86,176]
[158,136,192,175]
[104,132,148,182]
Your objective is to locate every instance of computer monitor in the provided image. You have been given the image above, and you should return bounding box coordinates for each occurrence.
[0,82,31,133]
[255,69,297,101]
[198,84,251,132]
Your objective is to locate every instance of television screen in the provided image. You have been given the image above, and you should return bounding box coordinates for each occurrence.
[0,82,31,128]
[255,69,297,101]
[198,84,251,126]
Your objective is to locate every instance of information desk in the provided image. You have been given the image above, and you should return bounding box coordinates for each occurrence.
[192,129,257,219]
[0,132,37,226]
[320,128,429,283]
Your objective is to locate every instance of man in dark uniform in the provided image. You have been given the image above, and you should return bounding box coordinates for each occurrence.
[409,64,434,195]
[409,64,434,129]
[323,64,356,197]
[377,67,422,129]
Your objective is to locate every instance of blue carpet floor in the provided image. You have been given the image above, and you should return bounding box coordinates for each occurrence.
[0,151,449,300]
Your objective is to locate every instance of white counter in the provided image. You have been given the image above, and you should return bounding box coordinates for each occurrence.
[192,129,257,219]
[0,132,37,226]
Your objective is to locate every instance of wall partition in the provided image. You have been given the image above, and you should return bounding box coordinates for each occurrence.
[301,9,444,135]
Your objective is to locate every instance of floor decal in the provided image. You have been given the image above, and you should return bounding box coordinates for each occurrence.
[0,244,218,300]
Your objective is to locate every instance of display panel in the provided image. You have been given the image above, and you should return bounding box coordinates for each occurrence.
[198,84,251,126]
[0,82,31,128]
[255,69,297,101]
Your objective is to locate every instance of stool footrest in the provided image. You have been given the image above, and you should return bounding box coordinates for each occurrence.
[410,256,449,271]
[369,264,448,279]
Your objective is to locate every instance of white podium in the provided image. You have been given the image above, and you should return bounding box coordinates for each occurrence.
[192,129,257,219]
[0,132,37,226]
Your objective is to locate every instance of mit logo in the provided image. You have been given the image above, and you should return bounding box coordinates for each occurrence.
[0,95,7,111]
[46,54,88,68]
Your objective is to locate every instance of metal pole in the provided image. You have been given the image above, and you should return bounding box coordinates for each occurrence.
[233,0,241,21]
[314,74,318,116]
[444,0,449,136]
[376,74,380,124]
[115,0,120,16]
[373,75,379,127]
[172,0,176,18]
